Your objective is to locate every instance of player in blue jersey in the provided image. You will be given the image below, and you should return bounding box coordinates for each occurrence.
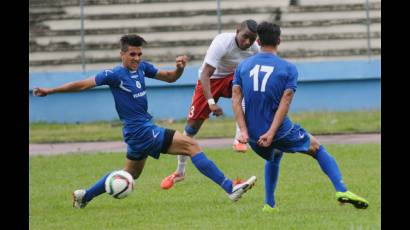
[33,34,256,209]
[232,22,369,212]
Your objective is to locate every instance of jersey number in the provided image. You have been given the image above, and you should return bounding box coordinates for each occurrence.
[189,106,195,118]
[250,65,274,92]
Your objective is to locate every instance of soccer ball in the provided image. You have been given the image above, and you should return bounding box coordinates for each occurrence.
[105,170,135,199]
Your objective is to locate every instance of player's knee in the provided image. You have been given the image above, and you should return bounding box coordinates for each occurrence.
[181,137,201,156]
[184,124,199,137]
[308,136,320,156]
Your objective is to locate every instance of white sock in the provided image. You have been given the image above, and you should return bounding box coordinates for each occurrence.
[176,130,194,174]
[233,99,246,145]
[233,123,241,145]
[177,155,188,175]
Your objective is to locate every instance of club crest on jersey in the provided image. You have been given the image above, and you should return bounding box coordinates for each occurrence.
[135,81,142,89]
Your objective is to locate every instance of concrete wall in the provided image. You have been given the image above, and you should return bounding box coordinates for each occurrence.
[29,59,380,123]
[30,0,381,72]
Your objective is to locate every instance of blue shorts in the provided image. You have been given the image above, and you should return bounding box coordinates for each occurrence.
[249,124,311,161]
[125,123,175,161]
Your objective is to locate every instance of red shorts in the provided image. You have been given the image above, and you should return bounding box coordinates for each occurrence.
[187,75,233,121]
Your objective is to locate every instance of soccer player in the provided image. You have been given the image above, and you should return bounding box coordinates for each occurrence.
[232,22,369,212]
[33,34,256,208]
[161,19,283,190]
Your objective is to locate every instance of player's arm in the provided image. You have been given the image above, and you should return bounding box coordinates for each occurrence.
[200,63,223,116]
[258,89,294,147]
[155,55,188,83]
[232,85,248,143]
[32,77,97,97]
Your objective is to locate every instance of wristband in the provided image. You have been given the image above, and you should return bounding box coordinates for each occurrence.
[207,98,216,105]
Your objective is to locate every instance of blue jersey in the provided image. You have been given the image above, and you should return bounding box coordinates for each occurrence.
[233,52,298,143]
[95,61,158,140]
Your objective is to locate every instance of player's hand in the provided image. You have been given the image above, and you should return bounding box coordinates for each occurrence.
[32,87,49,97]
[209,104,223,116]
[175,55,188,69]
[237,130,249,144]
[257,132,274,147]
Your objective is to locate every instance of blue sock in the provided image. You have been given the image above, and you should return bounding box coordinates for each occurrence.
[265,151,283,207]
[315,145,347,192]
[191,152,233,194]
[84,172,111,202]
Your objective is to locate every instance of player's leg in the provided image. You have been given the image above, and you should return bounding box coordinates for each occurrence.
[73,153,147,208]
[264,149,283,211]
[305,135,347,192]
[124,158,148,180]
[161,80,212,189]
[161,119,204,189]
[306,134,369,209]
[249,142,283,212]
[166,130,256,201]
[72,172,111,209]
[233,98,248,152]
[219,75,247,153]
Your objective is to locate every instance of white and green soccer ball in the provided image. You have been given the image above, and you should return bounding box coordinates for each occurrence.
[105,170,135,199]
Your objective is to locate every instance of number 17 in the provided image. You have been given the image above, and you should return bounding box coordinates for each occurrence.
[250,64,274,92]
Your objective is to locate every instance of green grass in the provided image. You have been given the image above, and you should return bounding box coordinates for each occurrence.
[29,144,380,230]
[29,110,380,143]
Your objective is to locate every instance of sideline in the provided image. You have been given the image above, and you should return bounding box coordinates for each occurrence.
[29,133,381,156]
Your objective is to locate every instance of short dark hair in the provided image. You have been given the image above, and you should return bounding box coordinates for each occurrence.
[120,34,147,52]
[256,21,281,46]
[239,19,257,33]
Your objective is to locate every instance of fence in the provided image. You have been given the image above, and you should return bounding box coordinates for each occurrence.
[29,0,381,123]
[73,0,375,72]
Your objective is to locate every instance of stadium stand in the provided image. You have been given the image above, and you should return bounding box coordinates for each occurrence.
[29,0,381,72]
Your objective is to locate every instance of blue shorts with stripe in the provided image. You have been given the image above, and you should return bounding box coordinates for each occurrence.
[249,124,311,161]
[125,122,175,161]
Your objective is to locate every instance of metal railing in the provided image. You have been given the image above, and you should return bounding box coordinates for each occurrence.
[365,0,372,61]
[75,0,375,71]
[216,0,222,34]
[80,0,86,73]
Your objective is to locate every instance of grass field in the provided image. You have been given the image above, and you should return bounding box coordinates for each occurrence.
[29,110,381,143]
[29,144,380,230]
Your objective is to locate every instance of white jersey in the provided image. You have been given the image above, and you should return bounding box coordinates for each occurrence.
[199,33,259,79]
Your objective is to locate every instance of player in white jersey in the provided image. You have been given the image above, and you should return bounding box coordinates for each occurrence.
[161,20,260,190]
